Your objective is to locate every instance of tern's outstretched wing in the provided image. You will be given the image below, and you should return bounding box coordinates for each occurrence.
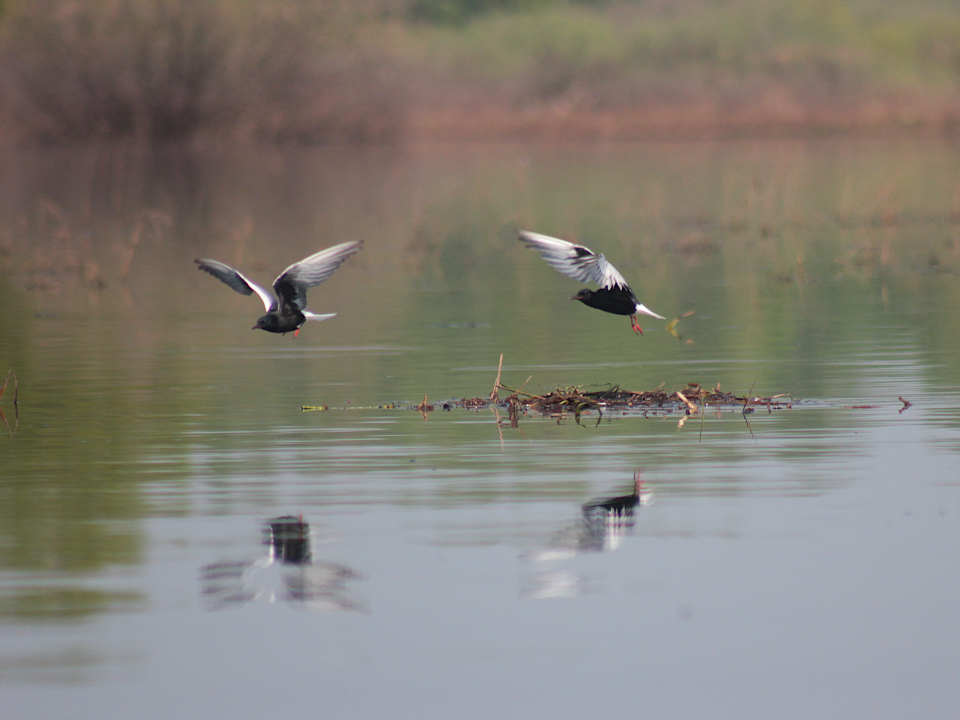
[518,231,628,291]
[273,241,363,312]
[196,259,276,312]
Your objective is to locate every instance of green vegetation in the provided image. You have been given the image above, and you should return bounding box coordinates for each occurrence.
[1,0,959,142]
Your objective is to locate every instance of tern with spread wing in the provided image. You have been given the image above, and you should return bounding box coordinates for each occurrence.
[519,231,664,334]
[196,241,362,338]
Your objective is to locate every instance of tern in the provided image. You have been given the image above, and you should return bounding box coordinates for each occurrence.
[519,231,664,334]
[196,241,362,338]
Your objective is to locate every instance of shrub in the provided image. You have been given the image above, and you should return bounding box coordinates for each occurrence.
[0,0,403,143]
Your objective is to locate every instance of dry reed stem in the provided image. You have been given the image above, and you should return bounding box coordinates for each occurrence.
[743,380,757,414]
[0,371,17,405]
[490,354,503,402]
[675,391,698,413]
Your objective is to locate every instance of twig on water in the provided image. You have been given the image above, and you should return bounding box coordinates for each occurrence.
[742,409,756,441]
[489,354,503,402]
[418,394,432,420]
[742,380,757,415]
[0,370,17,405]
[667,310,696,339]
[497,379,540,400]
[741,380,758,440]
[675,390,698,413]
[0,371,18,438]
[699,391,706,441]
[490,404,505,447]
[898,396,913,414]
[0,409,14,438]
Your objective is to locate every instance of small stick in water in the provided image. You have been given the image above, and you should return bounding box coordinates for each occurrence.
[0,370,17,405]
[490,354,503,402]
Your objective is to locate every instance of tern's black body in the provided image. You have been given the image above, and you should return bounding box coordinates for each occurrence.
[196,241,362,338]
[252,310,305,335]
[571,287,642,317]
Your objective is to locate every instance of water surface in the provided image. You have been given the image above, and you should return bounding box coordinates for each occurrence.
[1,139,959,719]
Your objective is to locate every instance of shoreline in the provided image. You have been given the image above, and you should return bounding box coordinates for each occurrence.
[5,95,960,147]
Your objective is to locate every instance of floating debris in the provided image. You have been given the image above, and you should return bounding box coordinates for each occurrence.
[666,309,696,341]
[298,357,914,425]
[447,381,795,419]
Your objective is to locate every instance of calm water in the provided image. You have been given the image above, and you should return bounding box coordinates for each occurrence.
[1,139,960,719]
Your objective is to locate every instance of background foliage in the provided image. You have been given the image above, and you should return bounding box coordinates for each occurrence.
[1,0,959,142]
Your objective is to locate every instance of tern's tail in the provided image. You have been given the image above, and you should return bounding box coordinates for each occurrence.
[302,311,337,322]
[635,303,665,320]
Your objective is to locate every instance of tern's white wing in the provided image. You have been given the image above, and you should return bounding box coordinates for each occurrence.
[518,231,628,290]
[273,241,363,312]
[196,259,276,312]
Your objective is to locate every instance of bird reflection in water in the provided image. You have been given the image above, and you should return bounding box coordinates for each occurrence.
[520,470,651,599]
[199,515,365,612]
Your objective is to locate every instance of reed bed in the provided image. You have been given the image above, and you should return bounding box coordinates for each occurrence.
[2,0,960,143]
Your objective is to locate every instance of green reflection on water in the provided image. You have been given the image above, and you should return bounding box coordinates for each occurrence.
[0,587,143,622]
[0,139,959,623]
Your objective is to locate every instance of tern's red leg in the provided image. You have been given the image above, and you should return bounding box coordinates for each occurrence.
[630,316,644,335]
[293,327,301,339]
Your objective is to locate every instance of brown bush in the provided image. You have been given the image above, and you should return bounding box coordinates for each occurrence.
[0,0,404,143]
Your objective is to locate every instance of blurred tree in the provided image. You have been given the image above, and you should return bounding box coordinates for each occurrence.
[408,0,551,26]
